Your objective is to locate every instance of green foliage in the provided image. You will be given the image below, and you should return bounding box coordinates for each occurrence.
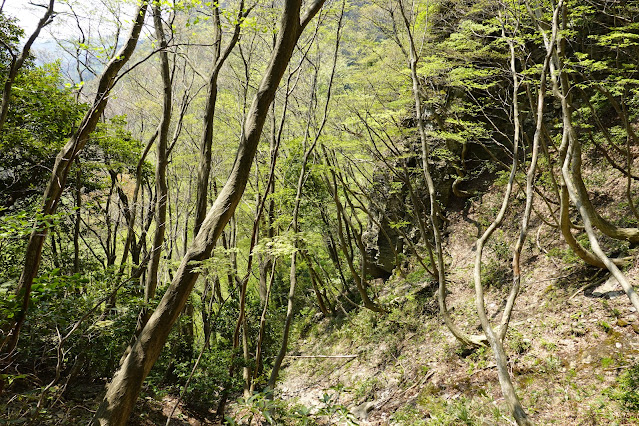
[507,328,531,355]
[85,116,143,174]
[391,392,480,425]
[612,363,639,411]
[0,11,24,77]
[314,386,360,425]
[5,267,140,381]
[227,391,282,425]
[170,348,240,408]
[0,208,33,284]
[224,386,358,426]
[0,63,85,206]
[4,0,639,424]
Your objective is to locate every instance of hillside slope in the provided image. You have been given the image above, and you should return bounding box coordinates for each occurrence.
[274,163,639,425]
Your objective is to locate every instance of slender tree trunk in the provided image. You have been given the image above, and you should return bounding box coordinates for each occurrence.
[91,2,325,424]
[505,1,561,341]
[398,2,480,348]
[1,1,149,356]
[301,251,330,316]
[118,131,157,276]
[470,22,532,426]
[252,261,276,392]
[258,105,279,304]
[50,231,61,270]
[269,5,344,385]
[144,4,172,306]
[115,4,174,365]
[194,1,247,234]
[74,164,81,273]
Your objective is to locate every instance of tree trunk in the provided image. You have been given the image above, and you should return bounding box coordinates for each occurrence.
[143,4,173,305]
[91,2,325,424]
[398,2,480,348]
[1,1,149,356]
[505,0,561,342]
[469,23,533,426]
[73,164,81,273]
[554,2,639,313]
[193,1,247,235]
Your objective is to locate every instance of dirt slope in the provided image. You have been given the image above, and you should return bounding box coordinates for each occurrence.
[276,171,639,425]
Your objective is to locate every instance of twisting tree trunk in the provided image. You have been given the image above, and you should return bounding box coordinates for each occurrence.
[470,19,533,426]
[91,2,326,424]
[554,3,639,313]
[397,1,481,348]
[525,1,617,270]
[193,0,249,234]
[538,5,639,246]
[144,3,173,306]
[505,0,561,341]
[1,1,149,356]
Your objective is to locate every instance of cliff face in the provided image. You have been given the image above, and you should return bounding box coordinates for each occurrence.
[363,126,458,280]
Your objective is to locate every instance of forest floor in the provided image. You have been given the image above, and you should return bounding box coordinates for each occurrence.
[4,161,639,425]
[274,163,639,425]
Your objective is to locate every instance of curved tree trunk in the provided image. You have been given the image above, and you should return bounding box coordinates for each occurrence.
[471,24,533,426]
[554,0,639,312]
[1,1,149,356]
[91,2,326,424]
[193,1,247,235]
[144,4,173,306]
[398,1,481,348]
[505,0,562,341]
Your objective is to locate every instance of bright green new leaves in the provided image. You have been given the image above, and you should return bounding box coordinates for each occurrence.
[0,63,85,206]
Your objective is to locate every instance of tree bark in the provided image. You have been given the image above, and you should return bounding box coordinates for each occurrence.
[1,1,149,356]
[144,4,173,305]
[91,2,325,424]
[73,164,81,273]
[554,2,639,313]
[398,1,481,348]
[193,1,248,234]
[505,0,561,342]
[470,22,533,426]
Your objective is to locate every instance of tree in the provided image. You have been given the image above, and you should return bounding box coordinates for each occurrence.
[92,1,326,423]
[1,0,149,357]
[0,63,85,207]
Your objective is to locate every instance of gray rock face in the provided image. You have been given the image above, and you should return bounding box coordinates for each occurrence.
[362,115,460,279]
[362,170,410,280]
[362,147,453,273]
